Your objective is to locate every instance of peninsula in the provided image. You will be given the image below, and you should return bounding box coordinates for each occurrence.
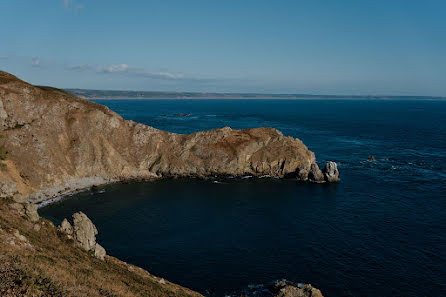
[0,71,328,296]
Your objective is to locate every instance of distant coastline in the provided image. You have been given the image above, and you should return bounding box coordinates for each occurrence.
[65,88,446,100]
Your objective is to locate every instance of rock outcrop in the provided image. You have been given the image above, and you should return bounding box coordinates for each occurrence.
[0,71,338,204]
[308,161,340,183]
[0,179,18,199]
[323,161,339,182]
[308,163,325,183]
[271,281,324,297]
[9,201,39,222]
[72,212,98,251]
[60,211,106,260]
[60,218,73,237]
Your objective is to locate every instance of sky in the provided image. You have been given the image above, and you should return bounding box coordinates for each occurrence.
[1,0,445,96]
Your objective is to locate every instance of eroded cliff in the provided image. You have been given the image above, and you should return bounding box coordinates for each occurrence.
[0,71,330,204]
[0,71,327,297]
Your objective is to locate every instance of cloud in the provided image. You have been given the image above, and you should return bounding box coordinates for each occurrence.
[64,62,221,83]
[63,0,71,9]
[0,56,8,59]
[31,57,42,68]
[97,64,134,74]
[94,64,192,81]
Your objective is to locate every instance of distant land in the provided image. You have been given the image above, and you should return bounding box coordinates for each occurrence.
[65,89,446,100]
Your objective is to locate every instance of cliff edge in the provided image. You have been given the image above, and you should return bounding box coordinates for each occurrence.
[0,71,326,296]
[0,71,334,204]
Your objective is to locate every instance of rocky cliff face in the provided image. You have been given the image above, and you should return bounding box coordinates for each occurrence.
[0,71,334,203]
[0,71,326,296]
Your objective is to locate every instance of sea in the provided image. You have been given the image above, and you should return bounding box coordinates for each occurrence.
[39,99,446,297]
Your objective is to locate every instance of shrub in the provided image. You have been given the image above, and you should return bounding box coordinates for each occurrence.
[0,147,7,160]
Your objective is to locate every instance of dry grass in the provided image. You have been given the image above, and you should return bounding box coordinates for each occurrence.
[0,199,203,297]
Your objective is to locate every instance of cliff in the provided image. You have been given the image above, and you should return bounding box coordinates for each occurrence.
[0,70,326,296]
[0,71,331,204]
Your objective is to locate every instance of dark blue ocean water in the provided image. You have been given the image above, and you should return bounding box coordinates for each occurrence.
[39,99,446,297]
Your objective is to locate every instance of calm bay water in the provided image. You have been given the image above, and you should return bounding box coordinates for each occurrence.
[39,99,446,297]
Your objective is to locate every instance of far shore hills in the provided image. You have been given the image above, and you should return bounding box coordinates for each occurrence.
[65,88,446,100]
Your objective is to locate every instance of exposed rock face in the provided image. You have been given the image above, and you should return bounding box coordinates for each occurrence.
[24,203,39,222]
[0,179,18,199]
[94,243,106,260]
[0,71,337,204]
[60,218,73,237]
[323,161,339,182]
[60,211,106,260]
[8,202,39,222]
[72,212,98,251]
[308,163,325,183]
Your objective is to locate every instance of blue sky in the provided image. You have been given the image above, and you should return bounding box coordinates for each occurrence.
[1,0,445,95]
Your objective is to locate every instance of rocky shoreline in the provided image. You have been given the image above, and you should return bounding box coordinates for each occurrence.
[0,70,328,296]
[35,162,338,208]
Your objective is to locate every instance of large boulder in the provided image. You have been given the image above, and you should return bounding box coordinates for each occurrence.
[72,211,98,251]
[323,161,339,182]
[60,212,106,260]
[60,218,73,238]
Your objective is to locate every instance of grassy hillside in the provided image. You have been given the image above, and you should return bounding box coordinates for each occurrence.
[0,198,202,297]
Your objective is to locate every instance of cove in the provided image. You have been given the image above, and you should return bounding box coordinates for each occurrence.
[39,176,444,297]
[39,99,446,297]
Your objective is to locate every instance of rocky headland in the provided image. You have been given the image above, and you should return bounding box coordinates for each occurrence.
[0,71,327,296]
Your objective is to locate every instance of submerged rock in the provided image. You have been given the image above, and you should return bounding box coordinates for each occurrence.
[322,161,339,182]
[271,281,324,297]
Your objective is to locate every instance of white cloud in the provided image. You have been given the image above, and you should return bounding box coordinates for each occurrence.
[95,64,187,80]
[63,0,71,9]
[65,62,216,82]
[0,56,8,59]
[98,64,132,73]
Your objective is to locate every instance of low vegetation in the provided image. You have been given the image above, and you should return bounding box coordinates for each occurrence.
[0,134,7,169]
[0,199,202,297]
